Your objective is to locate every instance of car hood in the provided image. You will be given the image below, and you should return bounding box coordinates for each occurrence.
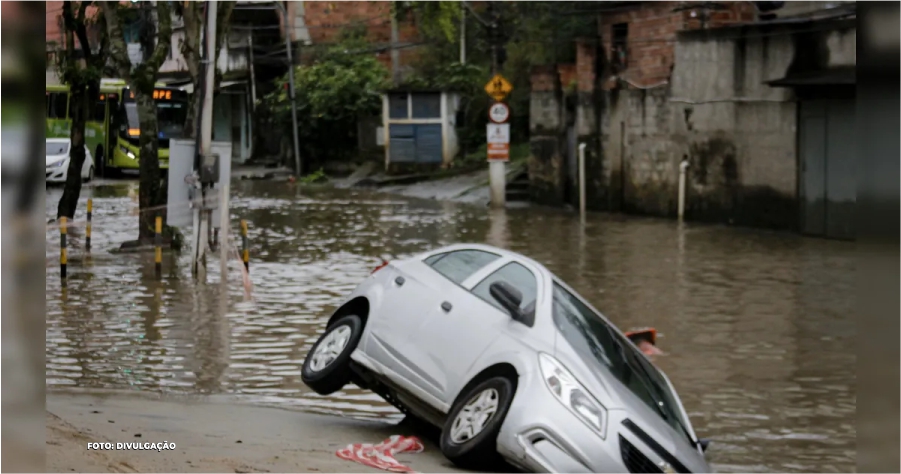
[46,154,68,166]
[552,334,710,472]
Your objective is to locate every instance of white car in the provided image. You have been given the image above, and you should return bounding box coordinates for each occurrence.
[46,138,94,184]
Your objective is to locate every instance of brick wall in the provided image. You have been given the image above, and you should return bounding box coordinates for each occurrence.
[598,1,753,89]
[302,1,420,72]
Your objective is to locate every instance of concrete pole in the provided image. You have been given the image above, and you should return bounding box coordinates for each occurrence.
[489,160,506,208]
[578,143,587,219]
[678,159,690,221]
[275,1,301,176]
[194,1,217,278]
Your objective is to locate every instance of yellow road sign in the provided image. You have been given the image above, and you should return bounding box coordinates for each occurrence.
[484,74,513,102]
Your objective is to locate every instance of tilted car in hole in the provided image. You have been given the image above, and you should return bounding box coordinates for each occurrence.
[302,243,712,473]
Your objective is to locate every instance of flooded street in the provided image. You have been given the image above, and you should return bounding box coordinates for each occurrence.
[46,180,855,473]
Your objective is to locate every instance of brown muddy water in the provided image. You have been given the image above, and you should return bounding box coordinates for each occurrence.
[46,180,855,472]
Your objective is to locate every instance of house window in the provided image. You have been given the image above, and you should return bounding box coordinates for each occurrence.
[411,93,441,119]
[612,23,628,72]
[123,21,140,44]
[388,92,408,119]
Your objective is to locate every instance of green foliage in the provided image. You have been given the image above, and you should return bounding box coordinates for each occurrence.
[404,1,462,43]
[300,168,329,184]
[259,35,390,171]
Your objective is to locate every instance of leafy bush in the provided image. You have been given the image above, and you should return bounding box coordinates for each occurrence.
[259,36,390,173]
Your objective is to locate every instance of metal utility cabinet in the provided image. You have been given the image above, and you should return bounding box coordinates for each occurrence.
[382,90,461,169]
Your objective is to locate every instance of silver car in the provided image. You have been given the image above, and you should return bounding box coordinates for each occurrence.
[302,243,712,473]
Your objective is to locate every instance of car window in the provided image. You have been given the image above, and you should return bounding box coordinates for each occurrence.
[471,262,537,314]
[551,282,696,446]
[424,250,499,285]
[46,142,69,156]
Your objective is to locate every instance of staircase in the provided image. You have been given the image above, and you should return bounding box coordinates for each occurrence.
[505,168,530,203]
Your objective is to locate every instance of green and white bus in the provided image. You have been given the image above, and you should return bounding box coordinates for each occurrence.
[46,78,189,174]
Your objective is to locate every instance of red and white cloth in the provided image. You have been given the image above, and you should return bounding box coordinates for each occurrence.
[336,435,425,473]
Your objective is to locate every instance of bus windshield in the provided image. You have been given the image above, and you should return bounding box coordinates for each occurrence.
[124,100,188,140]
[122,88,189,140]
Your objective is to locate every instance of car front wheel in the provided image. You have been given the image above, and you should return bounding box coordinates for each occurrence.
[301,314,364,395]
[440,376,515,469]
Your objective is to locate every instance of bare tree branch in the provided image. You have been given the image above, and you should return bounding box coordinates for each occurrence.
[145,0,172,72]
[74,1,94,63]
[100,1,134,82]
[214,1,236,67]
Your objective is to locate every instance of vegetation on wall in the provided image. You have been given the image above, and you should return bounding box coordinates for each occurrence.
[259,32,390,173]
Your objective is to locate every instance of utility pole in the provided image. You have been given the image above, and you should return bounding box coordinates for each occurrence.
[193,0,217,278]
[390,3,400,84]
[460,2,466,64]
[274,1,301,176]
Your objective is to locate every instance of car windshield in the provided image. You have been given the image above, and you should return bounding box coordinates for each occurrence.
[124,99,188,139]
[551,282,696,447]
[46,141,69,156]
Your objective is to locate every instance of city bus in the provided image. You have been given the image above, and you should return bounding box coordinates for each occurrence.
[46,78,189,175]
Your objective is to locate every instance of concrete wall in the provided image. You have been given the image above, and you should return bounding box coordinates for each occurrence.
[528,66,566,206]
[591,22,856,229]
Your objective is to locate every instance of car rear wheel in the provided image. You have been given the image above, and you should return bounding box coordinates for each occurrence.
[439,376,515,469]
[301,314,363,395]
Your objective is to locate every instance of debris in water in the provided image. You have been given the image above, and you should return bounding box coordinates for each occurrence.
[336,435,424,473]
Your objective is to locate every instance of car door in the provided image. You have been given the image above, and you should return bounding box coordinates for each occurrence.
[403,259,540,405]
[367,249,501,386]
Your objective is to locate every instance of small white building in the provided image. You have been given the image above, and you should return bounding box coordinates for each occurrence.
[382,89,462,170]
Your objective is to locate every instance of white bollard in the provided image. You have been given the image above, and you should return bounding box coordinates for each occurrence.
[678,159,690,221]
[578,143,587,219]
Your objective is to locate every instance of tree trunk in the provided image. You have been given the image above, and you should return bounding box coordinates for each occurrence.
[57,85,89,219]
[183,90,203,140]
[135,90,164,243]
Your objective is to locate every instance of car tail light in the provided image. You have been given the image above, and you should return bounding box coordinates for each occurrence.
[372,260,389,274]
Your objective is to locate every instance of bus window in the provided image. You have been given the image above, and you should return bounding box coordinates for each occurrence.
[47,92,68,119]
[92,100,106,122]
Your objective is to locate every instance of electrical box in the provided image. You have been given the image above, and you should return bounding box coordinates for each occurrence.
[200,153,220,184]
[167,139,232,228]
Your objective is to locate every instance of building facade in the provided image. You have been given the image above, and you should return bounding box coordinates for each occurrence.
[528,1,857,239]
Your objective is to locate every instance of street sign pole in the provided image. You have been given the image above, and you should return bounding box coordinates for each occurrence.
[485,74,513,209]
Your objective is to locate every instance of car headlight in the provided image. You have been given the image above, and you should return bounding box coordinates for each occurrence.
[119,146,136,159]
[539,353,608,437]
[49,159,66,168]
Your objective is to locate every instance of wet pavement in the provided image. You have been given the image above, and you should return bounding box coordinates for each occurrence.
[46,179,856,472]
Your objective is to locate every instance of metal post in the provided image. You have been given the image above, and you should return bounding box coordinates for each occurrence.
[85,198,92,252]
[275,1,301,176]
[241,219,249,273]
[219,178,229,280]
[155,216,162,278]
[578,143,587,219]
[60,217,67,281]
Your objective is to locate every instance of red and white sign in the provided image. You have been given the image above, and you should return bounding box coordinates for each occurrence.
[487,123,511,162]
[488,102,510,123]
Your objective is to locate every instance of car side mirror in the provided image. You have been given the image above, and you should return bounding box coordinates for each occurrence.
[489,281,524,321]
[699,438,710,452]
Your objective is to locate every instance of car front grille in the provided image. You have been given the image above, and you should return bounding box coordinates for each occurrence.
[620,434,663,473]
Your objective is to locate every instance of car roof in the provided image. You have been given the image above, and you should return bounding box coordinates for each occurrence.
[46,138,70,144]
[424,243,552,275]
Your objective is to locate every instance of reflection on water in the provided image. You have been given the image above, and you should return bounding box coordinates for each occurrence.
[46,181,855,472]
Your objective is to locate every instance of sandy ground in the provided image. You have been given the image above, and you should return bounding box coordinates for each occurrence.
[47,390,469,473]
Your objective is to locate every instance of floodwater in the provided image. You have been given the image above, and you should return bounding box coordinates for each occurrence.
[46,180,856,472]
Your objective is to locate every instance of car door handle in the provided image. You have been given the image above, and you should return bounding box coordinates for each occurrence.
[394,276,405,286]
[441,301,452,312]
